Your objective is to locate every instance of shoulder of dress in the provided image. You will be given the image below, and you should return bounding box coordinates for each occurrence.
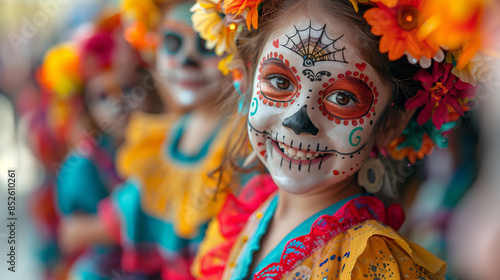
[125,111,177,143]
[116,112,178,177]
[309,219,447,280]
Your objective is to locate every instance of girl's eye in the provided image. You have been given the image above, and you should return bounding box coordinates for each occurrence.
[326,91,356,106]
[321,77,373,119]
[259,58,298,102]
[164,32,183,55]
[269,76,293,91]
[197,37,216,56]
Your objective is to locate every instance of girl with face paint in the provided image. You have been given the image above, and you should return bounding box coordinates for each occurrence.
[190,0,483,279]
[58,1,242,279]
[36,12,164,280]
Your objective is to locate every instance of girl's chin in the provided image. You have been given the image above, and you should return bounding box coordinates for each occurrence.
[268,172,343,195]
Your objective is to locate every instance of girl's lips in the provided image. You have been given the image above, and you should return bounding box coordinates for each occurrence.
[177,80,208,89]
[270,138,332,165]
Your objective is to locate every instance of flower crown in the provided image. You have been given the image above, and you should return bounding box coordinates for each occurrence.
[192,0,494,164]
[36,11,141,144]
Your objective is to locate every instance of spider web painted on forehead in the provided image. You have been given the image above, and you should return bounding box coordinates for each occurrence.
[281,22,347,67]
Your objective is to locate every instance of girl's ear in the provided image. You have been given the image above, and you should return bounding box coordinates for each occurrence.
[375,108,416,148]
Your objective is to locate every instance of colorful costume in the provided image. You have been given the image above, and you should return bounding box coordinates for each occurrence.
[98,111,237,279]
[56,135,127,280]
[193,174,447,280]
[29,101,74,280]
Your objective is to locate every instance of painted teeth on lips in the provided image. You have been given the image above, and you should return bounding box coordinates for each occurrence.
[278,142,323,160]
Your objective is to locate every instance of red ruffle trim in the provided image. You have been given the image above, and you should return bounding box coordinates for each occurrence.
[254,196,405,280]
[198,174,278,279]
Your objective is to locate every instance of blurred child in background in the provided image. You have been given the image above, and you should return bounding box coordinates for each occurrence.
[32,10,164,280]
[57,1,245,279]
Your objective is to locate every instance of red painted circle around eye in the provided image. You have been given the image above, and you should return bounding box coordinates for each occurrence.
[259,58,298,102]
[321,77,374,120]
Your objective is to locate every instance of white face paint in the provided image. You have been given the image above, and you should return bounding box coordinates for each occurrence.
[248,17,393,194]
[156,4,223,109]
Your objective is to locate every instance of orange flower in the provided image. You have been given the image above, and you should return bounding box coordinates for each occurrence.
[387,134,435,164]
[124,21,159,53]
[371,0,399,8]
[418,0,485,69]
[364,0,440,61]
[38,44,82,98]
[223,0,264,30]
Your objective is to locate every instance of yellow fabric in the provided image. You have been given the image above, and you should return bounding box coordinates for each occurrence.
[214,201,446,279]
[116,111,237,238]
[291,220,447,280]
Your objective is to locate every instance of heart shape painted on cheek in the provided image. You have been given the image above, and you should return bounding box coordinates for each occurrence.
[355,62,366,72]
[273,39,279,49]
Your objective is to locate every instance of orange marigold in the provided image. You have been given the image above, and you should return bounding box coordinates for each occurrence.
[364,0,440,61]
[223,0,264,30]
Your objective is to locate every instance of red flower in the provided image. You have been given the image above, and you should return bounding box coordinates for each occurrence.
[81,30,115,75]
[406,62,475,130]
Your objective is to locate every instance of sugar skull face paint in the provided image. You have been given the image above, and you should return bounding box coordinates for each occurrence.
[248,17,392,194]
[156,3,222,109]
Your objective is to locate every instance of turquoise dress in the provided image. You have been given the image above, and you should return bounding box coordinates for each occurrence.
[232,193,364,280]
[56,135,140,280]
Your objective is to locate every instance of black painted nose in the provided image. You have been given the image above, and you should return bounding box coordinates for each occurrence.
[182,56,199,67]
[282,105,319,136]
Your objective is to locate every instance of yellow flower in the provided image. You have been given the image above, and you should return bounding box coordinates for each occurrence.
[192,0,237,56]
[38,44,82,98]
[121,0,161,30]
[218,54,233,76]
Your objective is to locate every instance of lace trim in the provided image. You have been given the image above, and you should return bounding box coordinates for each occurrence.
[254,196,404,280]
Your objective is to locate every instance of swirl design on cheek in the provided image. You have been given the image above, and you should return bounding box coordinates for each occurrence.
[250,97,258,116]
[349,127,364,147]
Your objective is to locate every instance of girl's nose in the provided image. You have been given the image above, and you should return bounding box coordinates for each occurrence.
[282,105,319,136]
[182,56,199,68]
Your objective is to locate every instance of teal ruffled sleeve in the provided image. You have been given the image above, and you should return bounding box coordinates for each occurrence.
[57,153,109,216]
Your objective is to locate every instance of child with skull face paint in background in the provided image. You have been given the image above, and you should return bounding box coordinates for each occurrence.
[36,11,164,280]
[190,0,489,279]
[59,0,244,279]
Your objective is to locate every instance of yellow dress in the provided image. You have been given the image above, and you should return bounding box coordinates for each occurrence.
[193,174,447,280]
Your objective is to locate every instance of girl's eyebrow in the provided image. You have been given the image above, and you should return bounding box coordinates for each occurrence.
[262,58,288,70]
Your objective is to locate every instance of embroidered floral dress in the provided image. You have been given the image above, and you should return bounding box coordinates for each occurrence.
[192,174,447,280]
[56,135,125,280]
[98,112,237,279]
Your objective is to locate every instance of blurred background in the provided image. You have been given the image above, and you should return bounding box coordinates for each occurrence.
[0,0,499,280]
[0,1,119,279]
